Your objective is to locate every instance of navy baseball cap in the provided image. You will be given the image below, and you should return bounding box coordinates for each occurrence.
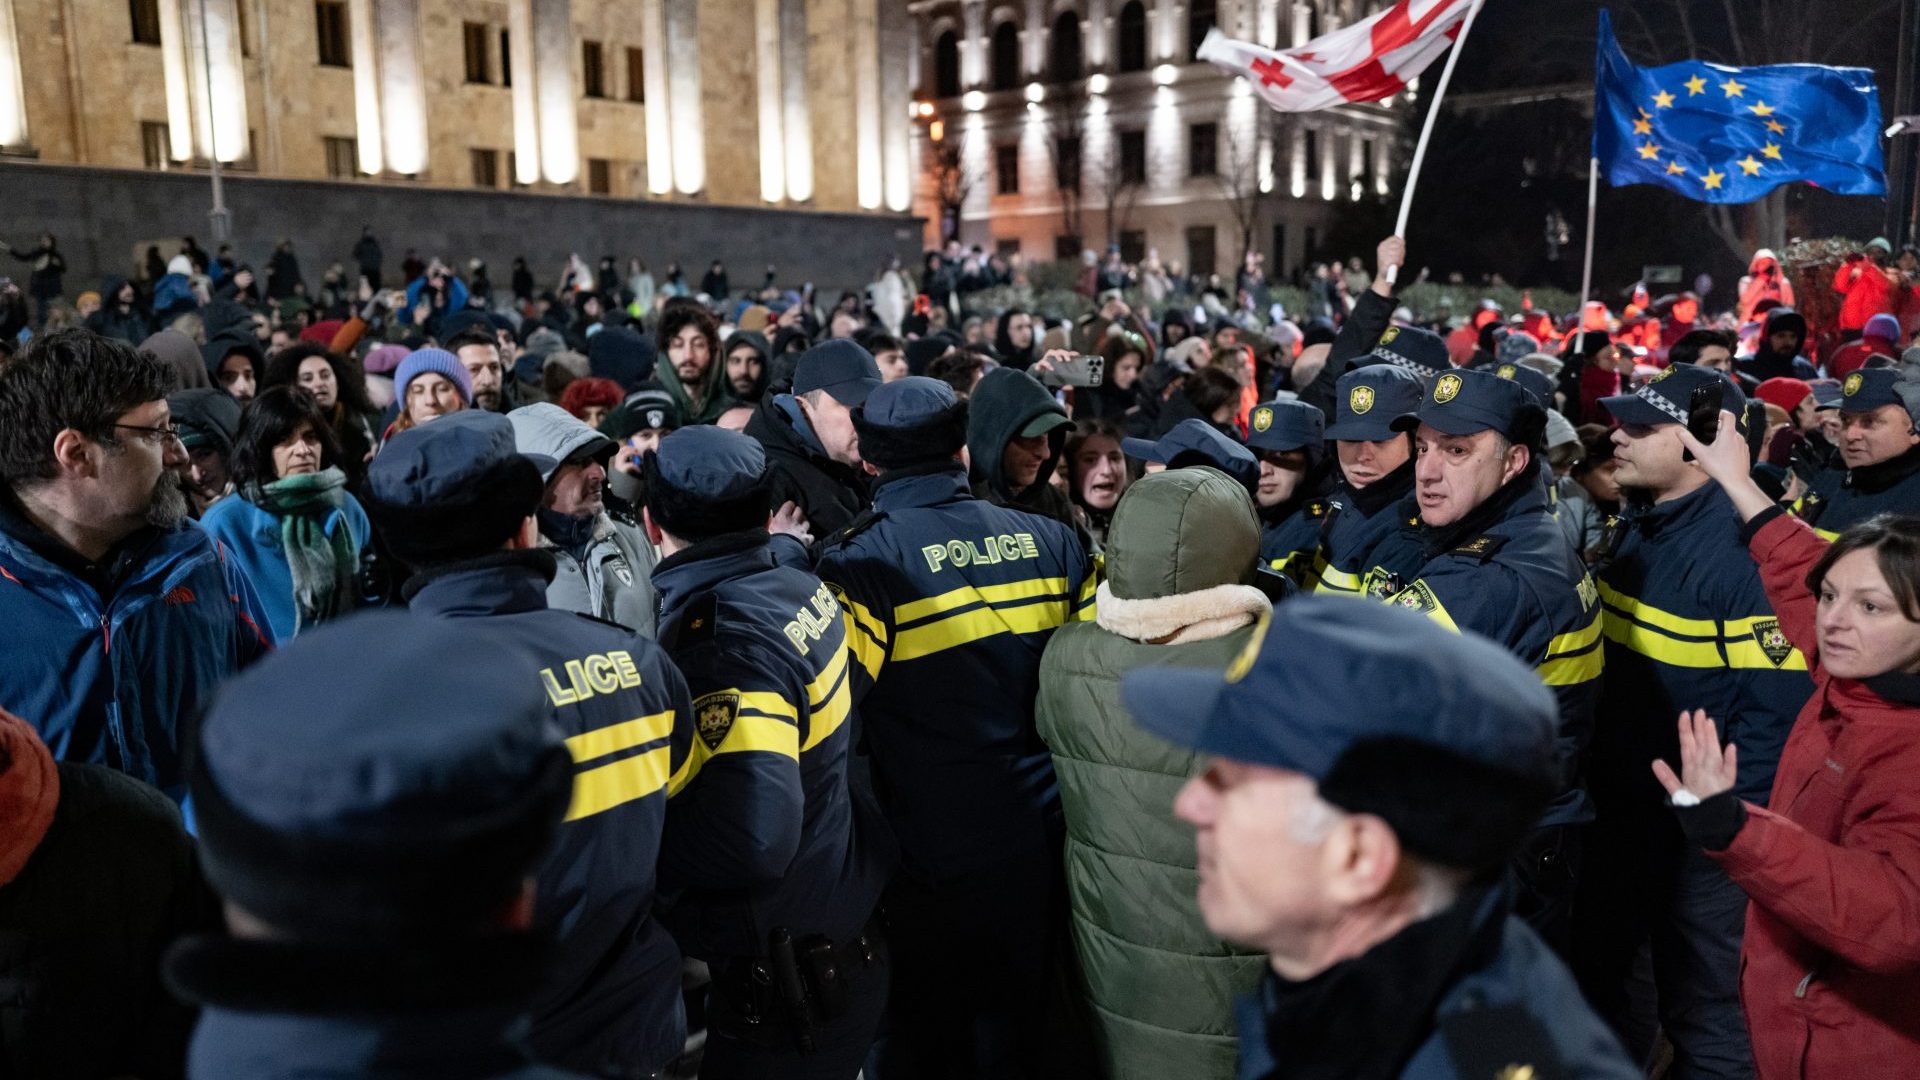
[1123,418,1260,495]
[1491,362,1556,409]
[794,339,884,407]
[190,611,572,941]
[1598,364,1747,430]
[1809,378,1844,410]
[1839,368,1906,414]
[1246,400,1325,453]
[1367,324,1449,379]
[1122,598,1557,865]
[1394,368,1535,439]
[1326,366,1423,442]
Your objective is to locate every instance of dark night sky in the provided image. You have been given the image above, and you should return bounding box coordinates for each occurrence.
[1377,0,1911,302]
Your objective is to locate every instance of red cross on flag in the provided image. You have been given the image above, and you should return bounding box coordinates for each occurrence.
[1197,0,1475,112]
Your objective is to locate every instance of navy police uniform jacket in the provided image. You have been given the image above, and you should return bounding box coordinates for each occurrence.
[1796,446,1920,540]
[407,552,693,1076]
[651,532,893,958]
[1310,461,1416,596]
[1261,499,1328,580]
[1374,478,1603,825]
[815,464,1096,881]
[1594,483,1810,803]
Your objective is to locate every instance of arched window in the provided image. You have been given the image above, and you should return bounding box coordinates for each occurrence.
[1187,0,1215,61]
[1049,11,1082,83]
[1116,1,1147,72]
[990,21,1021,90]
[934,29,961,96]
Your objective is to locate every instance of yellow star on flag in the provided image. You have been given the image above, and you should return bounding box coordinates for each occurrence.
[1720,77,1745,97]
[1766,119,1786,134]
[1666,161,1687,175]
[1685,75,1708,95]
[1739,156,1763,175]
[1702,168,1725,190]
[1762,142,1783,160]
[1638,143,1662,160]
[1749,101,1776,117]
[1633,117,1653,136]
[1653,90,1676,109]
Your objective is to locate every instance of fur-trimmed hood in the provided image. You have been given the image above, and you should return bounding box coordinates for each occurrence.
[1094,580,1269,644]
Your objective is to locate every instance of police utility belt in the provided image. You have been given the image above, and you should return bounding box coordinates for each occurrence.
[711,919,881,1052]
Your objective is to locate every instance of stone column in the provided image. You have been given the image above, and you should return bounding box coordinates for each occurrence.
[880,0,912,212]
[961,0,985,88]
[663,0,703,193]
[0,0,29,150]
[780,0,812,201]
[854,0,882,209]
[348,0,385,173]
[532,0,576,183]
[507,0,539,182]
[754,0,784,201]
[161,0,249,162]
[373,0,425,174]
[640,0,673,192]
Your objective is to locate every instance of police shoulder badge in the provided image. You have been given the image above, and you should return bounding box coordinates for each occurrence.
[1349,385,1377,415]
[1253,407,1274,432]
[1845,372,1865,397]
[693,690,740,751]
[1391,579,1443,615]
[1379,326,1401,345]
[1752,619,1793,667]
[1434,373,1463,404]
[1496,364,1518,379]
[1451,534,1509,561]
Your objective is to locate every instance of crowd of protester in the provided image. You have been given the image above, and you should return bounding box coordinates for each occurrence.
[2,224,1920,1080]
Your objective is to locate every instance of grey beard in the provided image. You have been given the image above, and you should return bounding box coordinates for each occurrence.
[147,472,190,530]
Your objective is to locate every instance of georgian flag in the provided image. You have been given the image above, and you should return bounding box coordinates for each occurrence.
[1196,0,1475,112]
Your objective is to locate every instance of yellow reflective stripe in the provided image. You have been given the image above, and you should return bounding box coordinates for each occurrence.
[1813,526,1840,542]
[1073,574,1098,620]
[666,702,802,799]
[893,600,1071,661]
[1538,649,1604,685]
[1545,615,1603,658]
[1602,615,1728,667]
[566,745,672,820]
[736,691,800,724]
[564,710,675,764]
[836,594,890,681]
[804,665,853,752]
[1597,581,1718,637]
[806,645,850,708]
[1313,555,1361,595]
[1416,592,1460,633]
[1721,615,1810,671]
[894,577,1069,624]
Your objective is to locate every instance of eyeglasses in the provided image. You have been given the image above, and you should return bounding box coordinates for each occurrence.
[111,422,183,447]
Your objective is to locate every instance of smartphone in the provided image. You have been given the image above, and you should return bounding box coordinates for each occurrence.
[1038,353,1105,388]
[1687,382,1724,445]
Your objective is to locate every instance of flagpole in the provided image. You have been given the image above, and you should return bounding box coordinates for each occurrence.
[1577,156,1598,353]
[1385,0,1486,285]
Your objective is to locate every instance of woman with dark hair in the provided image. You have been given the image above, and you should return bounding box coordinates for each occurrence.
[1662,410,1920,1079]
[1080,332,1147,423]
[261,343,379,486]
[1064,418,1131,551]
[993,308,1038,370]
[199,386,370,640]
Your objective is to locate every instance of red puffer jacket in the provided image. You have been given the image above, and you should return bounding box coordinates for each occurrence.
[1710,511,1920,1079]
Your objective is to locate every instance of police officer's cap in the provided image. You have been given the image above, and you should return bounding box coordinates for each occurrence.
[188,611,572,942]
[1492,362,1557,409]
[853,376,969,469]
[1393,367,1540,443]
[1122,597,1558,870]
[1838,368,1908,416]
[365,410,546,567]
[642,426,774,539]
[794,339,884,408]
[1326,365,1422,442]
[1122,418,1260,496]
[1245,400,1325,454]
[1597,364,1747,431]
[1366,324,1449,380]
[605,386,684,440]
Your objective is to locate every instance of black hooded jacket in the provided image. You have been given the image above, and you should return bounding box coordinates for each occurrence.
[1738,307,1818,384]
[965,367,1084,542]
[84,278,150,344]
[722,330,771,404]
[742,395,869,540]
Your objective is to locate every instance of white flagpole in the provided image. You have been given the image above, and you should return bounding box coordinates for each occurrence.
[1385,0,1486,285]
[1577,155,1599,353]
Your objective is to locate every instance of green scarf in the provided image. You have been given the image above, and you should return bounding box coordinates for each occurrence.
[252,466,358,634]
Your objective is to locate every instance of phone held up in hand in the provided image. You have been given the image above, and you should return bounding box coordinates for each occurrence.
[1037,354,1106,389]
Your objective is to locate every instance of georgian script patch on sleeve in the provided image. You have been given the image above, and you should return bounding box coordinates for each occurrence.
[693,691,740,751]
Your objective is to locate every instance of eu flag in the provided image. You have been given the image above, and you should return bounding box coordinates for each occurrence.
[1593,9,1886,204]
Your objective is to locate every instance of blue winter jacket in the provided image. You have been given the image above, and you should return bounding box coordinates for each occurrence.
[198,493,371,642]
[0,500,274,798]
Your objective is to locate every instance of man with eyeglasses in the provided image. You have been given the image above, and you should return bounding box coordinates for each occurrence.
[0,329,274,799]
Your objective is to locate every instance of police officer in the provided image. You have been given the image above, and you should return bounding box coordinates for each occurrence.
[361,410,696,1079]
[813,377,1094,1079]
[1577,367,1809,1075]
[1244,400,1331,576]
[1310,364,1424,595]
[1122,598,1638,1080]
[165,613,593,1080]
[1377,367,1603,950]
[641,425,892,1079]
[1796,368,1920,537]
[1121,416,1262,494]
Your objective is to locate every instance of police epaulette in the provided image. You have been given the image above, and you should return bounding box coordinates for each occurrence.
[823,509,887,550]
[668,593,720,649]
[1437,998,1569,1080]
[1451,534,1509,561]
[572,610,639,634]
[1306,500,1327,518]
